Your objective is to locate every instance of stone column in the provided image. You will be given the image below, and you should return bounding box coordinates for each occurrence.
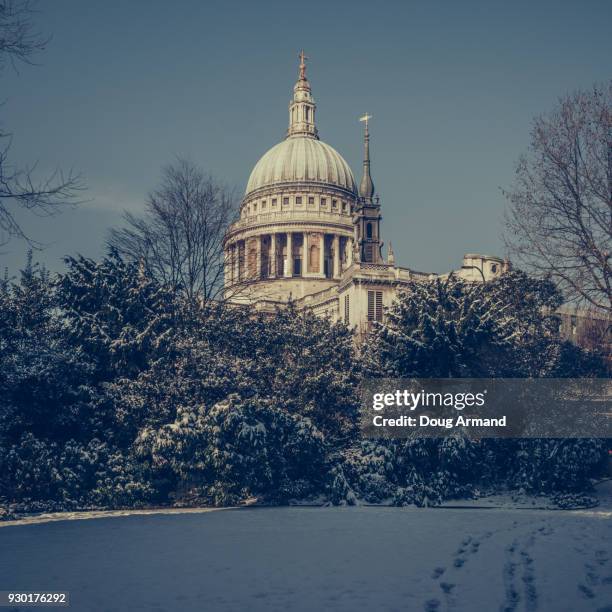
[319,233,325,277]
[333,235,340,278]
[284,232,292,277]
[303,232,310,276]
[270,233,277,278]
[233,245,239,283]
[223,248,229,285]
[234,243,240,281]
[255,235,262,279]
[227,247,232,284]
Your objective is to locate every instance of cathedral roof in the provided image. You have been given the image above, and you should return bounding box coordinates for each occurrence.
[244,52,357,198]
[245,136,357,197]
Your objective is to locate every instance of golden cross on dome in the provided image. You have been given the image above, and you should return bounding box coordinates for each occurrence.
[298,49,308,79]
[359,113,373,128]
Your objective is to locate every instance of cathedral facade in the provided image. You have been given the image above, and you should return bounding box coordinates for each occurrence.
[223,55,507,336]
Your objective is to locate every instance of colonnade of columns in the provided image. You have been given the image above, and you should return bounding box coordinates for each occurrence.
[226,231,353,284]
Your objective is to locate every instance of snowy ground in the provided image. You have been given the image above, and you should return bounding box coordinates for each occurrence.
[1,490,611,611]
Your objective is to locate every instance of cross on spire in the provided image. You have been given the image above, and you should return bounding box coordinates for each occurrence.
[298,49,308,79]
[359,113,372,132]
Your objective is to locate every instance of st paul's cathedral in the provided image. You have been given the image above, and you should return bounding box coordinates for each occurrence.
[223,53,508,336]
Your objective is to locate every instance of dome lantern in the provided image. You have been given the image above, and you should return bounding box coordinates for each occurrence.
[244,54,357,198]
[287,50,318,139]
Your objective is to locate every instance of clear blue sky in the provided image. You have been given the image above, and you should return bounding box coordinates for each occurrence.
[2,0,611,275]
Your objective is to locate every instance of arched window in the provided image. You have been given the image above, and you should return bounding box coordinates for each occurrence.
[366,223,373,239]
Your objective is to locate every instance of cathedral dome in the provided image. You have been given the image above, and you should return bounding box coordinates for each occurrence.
[245,136,357,197]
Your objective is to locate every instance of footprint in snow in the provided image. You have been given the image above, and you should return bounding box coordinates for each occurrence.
[431,567,445,580]
[423,598,440,611]
[578,583,595,599]
[596,550,609,566]
[585,564,599,586]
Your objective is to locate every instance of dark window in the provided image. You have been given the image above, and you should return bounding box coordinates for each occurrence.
[261,255,268,279]
[283,197,289,206]
[344,295,350,324]
[293,258,302,276]
[368,291,383,322]
[296,196,302,205]
[366,223,373,238]
[308,196,314,205]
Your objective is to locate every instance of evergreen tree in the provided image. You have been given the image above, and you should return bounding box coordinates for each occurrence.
[135,395,328,506]
[364,271,605,379]
[58,249,179,382]
[356,271,607,502]
[110,300,360,446]
[0,253,100,445]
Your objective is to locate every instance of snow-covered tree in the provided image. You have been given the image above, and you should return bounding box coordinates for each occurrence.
[135,395,328,506]
[58,249,179,381]
[252,302,360,442]
[356,271,607,503]
[364,271,606,379]
[111,300,360,444]
[0,254,100,445]
[2,253,606,513]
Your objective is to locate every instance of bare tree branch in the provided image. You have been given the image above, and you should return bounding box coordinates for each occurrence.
[0,1,83,247]
[0,135,84,246]
[0,0,49,71]
[108,158,239,304]
[504,82,612,314]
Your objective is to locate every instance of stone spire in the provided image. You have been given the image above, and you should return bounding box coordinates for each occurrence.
[387,242,395,265]
[287,50,318,139]
[359,113,375,200]
[354,114,383,263]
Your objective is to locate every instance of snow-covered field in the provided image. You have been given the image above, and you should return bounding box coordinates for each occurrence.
[1,492,611,611]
